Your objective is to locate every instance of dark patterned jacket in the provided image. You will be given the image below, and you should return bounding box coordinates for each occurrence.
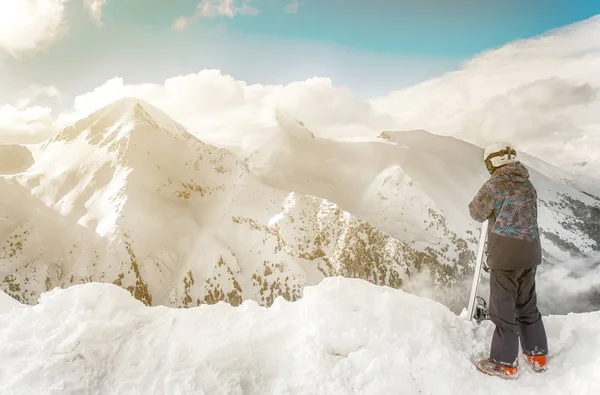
[468,161,542,270]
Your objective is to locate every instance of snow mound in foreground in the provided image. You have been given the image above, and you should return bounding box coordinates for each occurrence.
[0,279,598,395]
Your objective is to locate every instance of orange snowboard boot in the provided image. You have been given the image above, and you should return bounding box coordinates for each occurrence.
[523,354,547,372]
[476,358,519,380]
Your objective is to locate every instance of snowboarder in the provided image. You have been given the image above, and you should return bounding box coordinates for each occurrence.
[468,142,548,379]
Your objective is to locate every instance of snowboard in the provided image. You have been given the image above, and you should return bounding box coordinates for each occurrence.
[466,220,490,324]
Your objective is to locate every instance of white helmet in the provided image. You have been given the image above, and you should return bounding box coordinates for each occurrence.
[483,142,517,174]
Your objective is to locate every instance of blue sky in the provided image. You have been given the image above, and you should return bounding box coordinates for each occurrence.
[2,0,600,105]
[224,0,600,56]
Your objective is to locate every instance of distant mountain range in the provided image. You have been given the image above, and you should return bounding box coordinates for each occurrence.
[1,98,598,313]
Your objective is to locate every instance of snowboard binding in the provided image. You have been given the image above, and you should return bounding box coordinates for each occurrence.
[473,296,489,324]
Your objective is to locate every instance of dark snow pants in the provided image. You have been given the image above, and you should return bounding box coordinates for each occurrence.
[489,267,548,367]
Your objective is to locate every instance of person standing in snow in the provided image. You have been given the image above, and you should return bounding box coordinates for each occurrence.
[468,142,548,379]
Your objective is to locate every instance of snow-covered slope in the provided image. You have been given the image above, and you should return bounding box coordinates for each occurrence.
[379,130,600,261]
[0,98,446,308]
[243,117,600,311]
[246,117,600,264]
[0,277,598,395]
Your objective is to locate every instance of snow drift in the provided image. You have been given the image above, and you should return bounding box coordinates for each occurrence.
[0,277,598,395]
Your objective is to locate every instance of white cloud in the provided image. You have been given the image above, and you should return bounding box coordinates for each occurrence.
[0,84,61,143]
[174,0,259,30]
[0,0,111,56]
[284,0,300,14]
[15,85,62,109]
[0,104,55,144]
[4,14,600,176]
[372,15,600,176]
[84,0,108,26]
[54,70,395,151]
[0,0,69,56]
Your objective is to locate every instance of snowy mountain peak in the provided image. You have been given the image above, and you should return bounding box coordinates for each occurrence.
[48,97,192,146]
[4,98,434,310]
[274,108,316,139]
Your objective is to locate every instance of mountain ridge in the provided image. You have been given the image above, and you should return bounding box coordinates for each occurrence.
[1,99,457,309]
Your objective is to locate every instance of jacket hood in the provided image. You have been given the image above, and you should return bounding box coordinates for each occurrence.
[492,161,530,182]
